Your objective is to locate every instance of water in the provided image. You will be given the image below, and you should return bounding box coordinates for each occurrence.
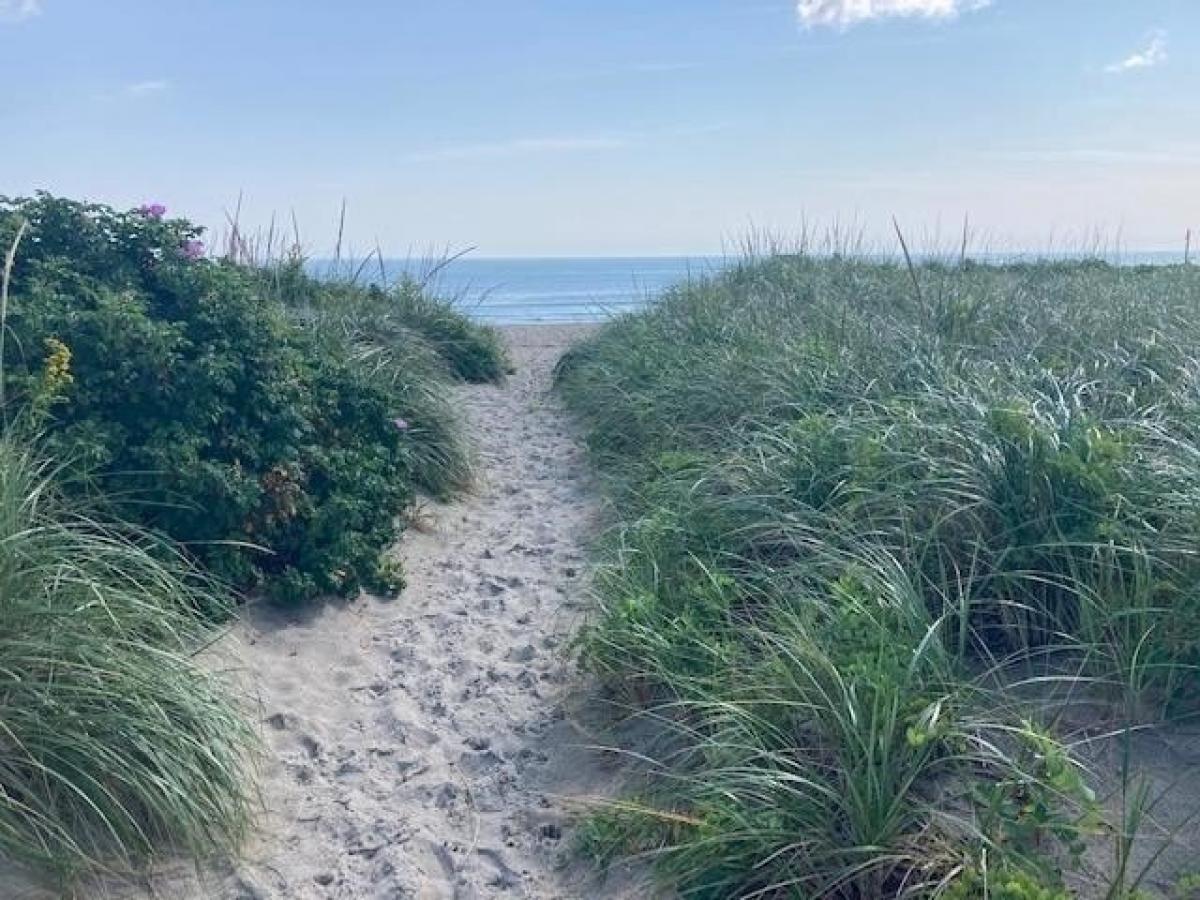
[310,251,1190,325]
[417,257,725,324]
[315,256,726,324]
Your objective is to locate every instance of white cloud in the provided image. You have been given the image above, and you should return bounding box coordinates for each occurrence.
[1105,30,1167,73]
[401,136,629,164]
[0,0,41,24]
[124,80,171,98]
[796,0,990,28]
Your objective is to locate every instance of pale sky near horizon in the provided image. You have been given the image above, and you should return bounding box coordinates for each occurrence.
[2,0,1197,257]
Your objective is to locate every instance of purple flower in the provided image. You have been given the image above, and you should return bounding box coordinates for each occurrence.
[392,418,410,432]
[138,203,167,219]
[180,239,205,260]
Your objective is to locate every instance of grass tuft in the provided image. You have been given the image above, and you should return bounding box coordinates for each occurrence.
[0,435,252,882]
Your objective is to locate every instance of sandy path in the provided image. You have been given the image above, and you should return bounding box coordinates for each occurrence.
[212,325,617,900]
[40,325,648,900]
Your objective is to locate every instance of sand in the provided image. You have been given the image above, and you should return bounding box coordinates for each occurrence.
[6,325,653,900]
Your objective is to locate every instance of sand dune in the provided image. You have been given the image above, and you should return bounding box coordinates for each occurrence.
[13,325,651,900]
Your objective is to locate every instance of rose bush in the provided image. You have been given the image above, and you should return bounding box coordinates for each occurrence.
[0,194,489,603]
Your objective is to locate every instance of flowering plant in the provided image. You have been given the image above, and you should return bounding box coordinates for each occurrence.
[0,194,436,604]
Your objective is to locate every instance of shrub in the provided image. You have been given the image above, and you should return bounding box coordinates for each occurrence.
[0,194,492,603]
[260,262,510,495]
[0,434,251,880]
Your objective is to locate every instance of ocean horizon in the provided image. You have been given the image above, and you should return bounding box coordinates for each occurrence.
[309,250,1193,324]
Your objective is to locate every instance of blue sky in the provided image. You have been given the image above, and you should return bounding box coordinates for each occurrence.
[2,0,1197,256]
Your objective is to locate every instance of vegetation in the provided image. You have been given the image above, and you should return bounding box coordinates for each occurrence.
[0,435,251,880]
[0,193,506,885]
[0,194,507,603]
[557,253,1200,897]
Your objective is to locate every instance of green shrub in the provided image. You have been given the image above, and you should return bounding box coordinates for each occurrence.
[0,434,251,880]
[259,263,512,495]
[0,194,489,603]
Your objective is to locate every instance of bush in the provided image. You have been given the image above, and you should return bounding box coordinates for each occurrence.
[0,434,251,880]
[558,254,1200,895]
[259,263,510,495]
[0,194,495,603]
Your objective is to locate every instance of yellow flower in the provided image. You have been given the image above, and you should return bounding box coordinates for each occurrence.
[42,338,74,392]
[32,338,74,420]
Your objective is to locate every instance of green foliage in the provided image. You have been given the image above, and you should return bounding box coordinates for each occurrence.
[0,194,493,603]
[382,277,511,382]
[258,262,511,496]
[0,435,252,880]
[943,866,1072,900]
[558,254,1200,895]
[1173,872,1200,899]
[260,260,509,384]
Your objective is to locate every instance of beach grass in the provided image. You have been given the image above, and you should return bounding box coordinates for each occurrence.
[557,253,1200,896]
[0,435,252,882]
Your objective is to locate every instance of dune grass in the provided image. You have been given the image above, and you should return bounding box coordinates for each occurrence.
[557,254,1200,897]
[0,435,252,882]
[383,275,512,384]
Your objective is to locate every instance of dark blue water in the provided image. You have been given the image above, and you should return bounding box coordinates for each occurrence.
[310,252,1190,325]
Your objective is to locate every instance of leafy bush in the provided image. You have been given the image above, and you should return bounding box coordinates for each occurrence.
[0,434,251,880]
[558,254,1200,895]
[0,194,495,602]
[259,263,510,495]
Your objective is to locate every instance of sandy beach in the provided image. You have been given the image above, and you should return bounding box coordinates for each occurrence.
[27,324,649,900]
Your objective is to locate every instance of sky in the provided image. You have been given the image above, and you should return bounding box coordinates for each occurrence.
[2,0,1197,256]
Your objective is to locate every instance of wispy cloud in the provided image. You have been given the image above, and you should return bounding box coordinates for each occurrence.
[0,0,41,24]
[400,136,630,164]
[124,80,171,98]
[796,0,990,29]
[1105,29,1167,74]
[399,121,732,165]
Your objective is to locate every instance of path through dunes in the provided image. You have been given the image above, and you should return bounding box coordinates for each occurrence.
[64,326,649,900]
[222,325,628,899]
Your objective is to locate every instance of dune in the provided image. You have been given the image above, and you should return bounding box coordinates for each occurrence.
[6,324,651,900]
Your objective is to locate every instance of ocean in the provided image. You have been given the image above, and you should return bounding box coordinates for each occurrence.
[311,251,1190,325]
[385,256,723,324]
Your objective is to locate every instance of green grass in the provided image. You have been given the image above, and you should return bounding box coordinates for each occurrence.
[0,434,253,883]
[383,275,512,383]
[557,253,1200,897]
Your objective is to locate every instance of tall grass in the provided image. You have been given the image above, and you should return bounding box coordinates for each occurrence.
[0,435,252,881]
[218,210,511,384]
[558,253,1200,896]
